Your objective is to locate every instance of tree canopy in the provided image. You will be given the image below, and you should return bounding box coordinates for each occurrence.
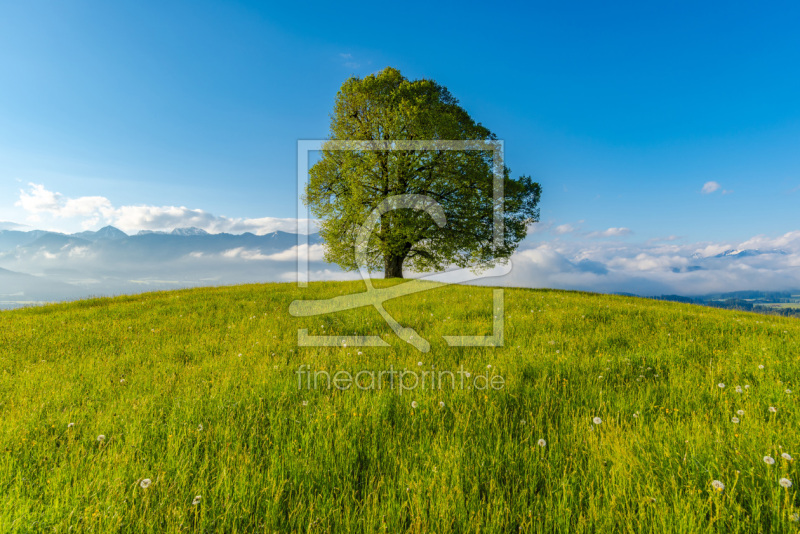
[305,67,541,278]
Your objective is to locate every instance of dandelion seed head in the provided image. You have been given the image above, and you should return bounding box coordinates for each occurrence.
[764,456,776,465]
[718,383,725,389]
[736,410,744,416]
[731,417,740,424]
[537,439,546,448]
[780,478,793,488]
[411,401,418,409]
[769,406,778,413]
[97,434,105,442]
[593,417,602,425]
[140,478,152,489]
[782,453,793,461]
[192,495,202,505]
[711,480,725,491]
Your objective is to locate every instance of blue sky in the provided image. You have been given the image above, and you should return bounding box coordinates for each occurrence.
[1,0,799,245]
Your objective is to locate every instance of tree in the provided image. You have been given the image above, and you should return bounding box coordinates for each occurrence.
[305,67,541,279]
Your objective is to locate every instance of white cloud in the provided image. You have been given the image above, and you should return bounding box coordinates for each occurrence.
[586,227,632,239]
[14,183,317,235]
[493,229,800,295]
[553,224,576,235]
[702,181,722,194]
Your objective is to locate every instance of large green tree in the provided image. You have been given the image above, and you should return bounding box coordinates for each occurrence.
[305,67,541,279]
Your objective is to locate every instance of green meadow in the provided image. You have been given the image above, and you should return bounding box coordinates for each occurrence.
[1,280,798,533]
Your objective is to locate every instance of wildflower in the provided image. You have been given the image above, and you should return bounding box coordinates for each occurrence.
[786,389,792,394]
[735,386,742,393]
[718,383,725,389]
[744,385,750,389]
[411,401,418,409]
[67,422,75,428]
[769,406,777,413]
[736,410,744,416]
[357,351,363,356]
[593,417,602,425]
[711,480,725,492]
[97,435,105,442]
[782,453,794,461]
[780,478,793,488]
[764,456,776,465]
[140,478,152,489]
[465,372,471,378]
[192,495,202,505]
[439,401,445,408]
[486,364,492,369]
[731,417,740,424]
[537,439,547,448]
[417,361,423,367]
[758,365,764,369]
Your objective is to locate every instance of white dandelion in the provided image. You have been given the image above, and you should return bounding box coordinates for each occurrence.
[417,361,423,367]
[780,478,793,488]
[593,417,602,425]
[736,410,744,416]
[758,365,764,369]
[782,453,793,461]
[140,478,152,489]
[97,434,105,442]
[411,401,418,409]
[537,439,547,448]
[439,401,445,408]
[718,383,725,389]
[633,412,639,418]
[731,417,740,424]
[764,456,776,465]
[67,422,75,428]
[786,389,792,394]
[192,495,202,505]
[197,424,204,431]
[735,386,742,393]
[711,480,725,492]
[486,364,492,369]
[769,406,778,413]
[744,385,750,389]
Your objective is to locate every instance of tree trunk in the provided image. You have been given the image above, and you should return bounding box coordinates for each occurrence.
[384,254,405,279]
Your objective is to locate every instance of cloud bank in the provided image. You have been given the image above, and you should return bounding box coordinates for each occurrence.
[15,183,317,235]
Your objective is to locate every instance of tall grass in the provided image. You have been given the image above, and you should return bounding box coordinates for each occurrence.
[0,280,798,532]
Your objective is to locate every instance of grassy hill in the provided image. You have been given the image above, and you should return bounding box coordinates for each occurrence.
[1,281,798,533]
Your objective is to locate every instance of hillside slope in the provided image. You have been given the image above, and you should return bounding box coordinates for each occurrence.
[0,282,798,533]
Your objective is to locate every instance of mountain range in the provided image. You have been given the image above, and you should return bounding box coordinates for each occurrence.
[0,226,324,308]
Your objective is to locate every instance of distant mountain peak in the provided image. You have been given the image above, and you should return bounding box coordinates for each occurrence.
[713,248,788,259]
[71,225,127,241]
[171,227,209,236]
